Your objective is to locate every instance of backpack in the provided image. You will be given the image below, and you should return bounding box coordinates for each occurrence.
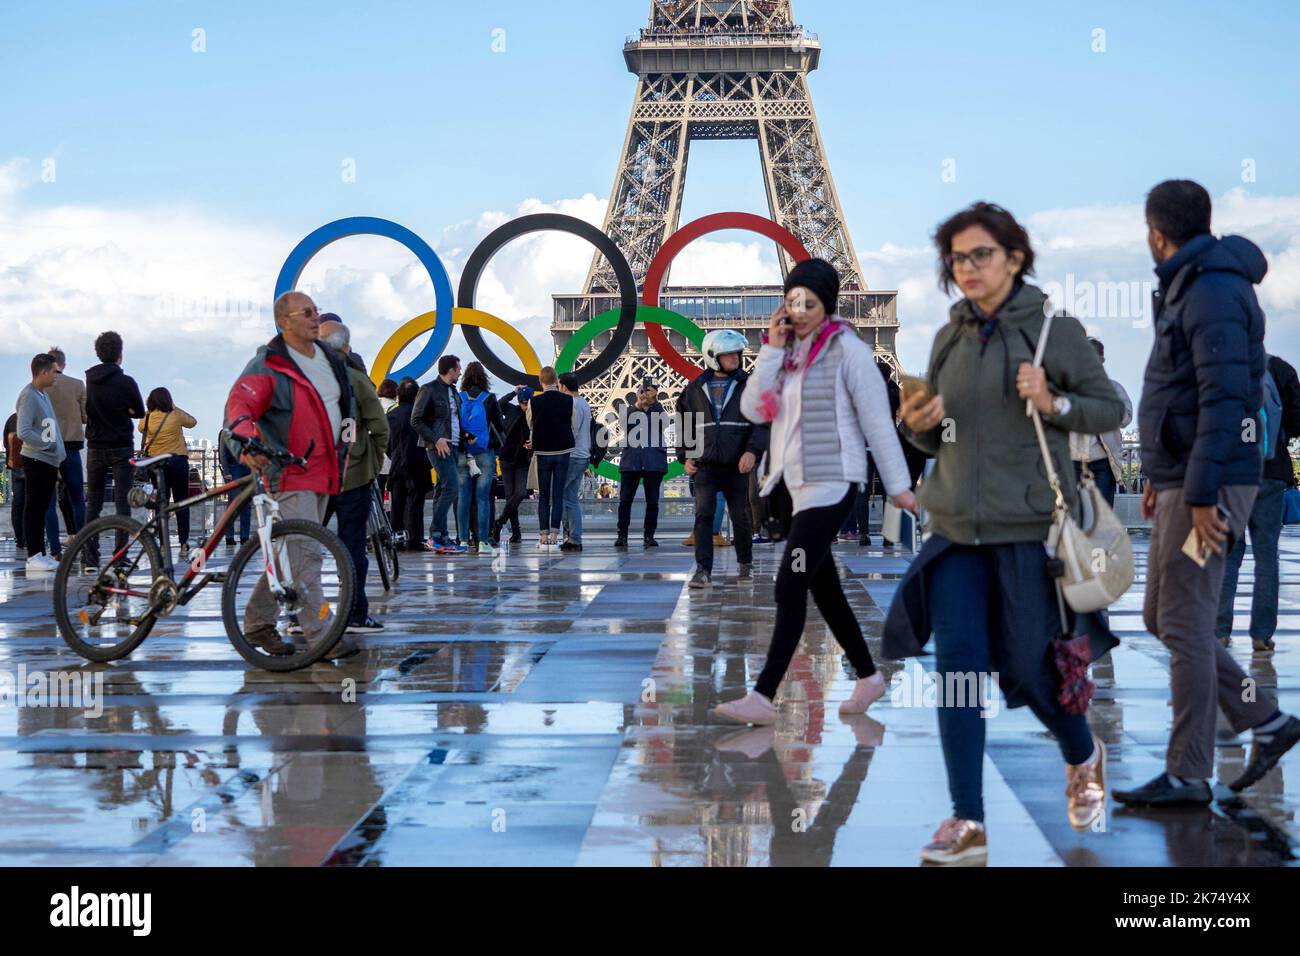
[1259,363,1282,461]
[460,392,490,454]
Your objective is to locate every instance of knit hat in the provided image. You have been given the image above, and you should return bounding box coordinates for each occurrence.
[784,258,840,316]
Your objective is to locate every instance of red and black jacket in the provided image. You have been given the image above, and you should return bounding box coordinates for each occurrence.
[223,334,354,495]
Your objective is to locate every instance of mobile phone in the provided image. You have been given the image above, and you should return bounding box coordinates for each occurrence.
[900,375,935,404]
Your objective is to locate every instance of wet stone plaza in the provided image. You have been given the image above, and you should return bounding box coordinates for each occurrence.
[0,525,1297,867]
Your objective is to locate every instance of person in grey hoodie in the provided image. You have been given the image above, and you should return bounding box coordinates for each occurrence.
[16,353,67,572]
[889,202,1125,865]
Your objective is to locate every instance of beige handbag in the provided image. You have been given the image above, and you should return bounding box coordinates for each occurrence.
[1028,314,1135,613]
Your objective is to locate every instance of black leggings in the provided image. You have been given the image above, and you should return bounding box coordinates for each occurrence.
[754,488,875,699]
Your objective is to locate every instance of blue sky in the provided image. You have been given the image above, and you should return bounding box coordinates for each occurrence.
[3,0,1300,431]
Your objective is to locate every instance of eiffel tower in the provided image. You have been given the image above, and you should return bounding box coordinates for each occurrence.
[552,0,899,447]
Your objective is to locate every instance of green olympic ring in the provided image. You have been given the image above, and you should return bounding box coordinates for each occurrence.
[556,305,705,482]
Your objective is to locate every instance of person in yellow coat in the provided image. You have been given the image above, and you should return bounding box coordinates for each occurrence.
[138,387,197,555]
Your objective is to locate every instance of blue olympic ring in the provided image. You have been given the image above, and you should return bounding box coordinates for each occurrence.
[273,216,455,381]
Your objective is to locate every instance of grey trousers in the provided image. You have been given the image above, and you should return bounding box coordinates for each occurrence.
[243,491,332,640]
[1145,484,1278,778]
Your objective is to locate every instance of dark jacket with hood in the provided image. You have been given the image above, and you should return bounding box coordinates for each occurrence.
[1264,354,1300,486]
[620,401,670,474]
[386,396,423,475]
[675,368,768,467]
[499,393,532,467]
[85,363,145,450]
[1139,234,1268,505]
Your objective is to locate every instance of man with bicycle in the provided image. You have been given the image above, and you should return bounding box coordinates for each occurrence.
[224,291,357,659]
[320,316,389,634]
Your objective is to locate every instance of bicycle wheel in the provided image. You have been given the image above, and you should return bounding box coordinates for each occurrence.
[53,515,165,662]
[371,529,398,590]
[221,519,356,671]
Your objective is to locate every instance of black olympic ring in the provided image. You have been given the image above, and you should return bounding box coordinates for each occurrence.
[456,213,638,387]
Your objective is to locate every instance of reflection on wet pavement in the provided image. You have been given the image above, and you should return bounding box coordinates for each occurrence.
[0,531,1297,866]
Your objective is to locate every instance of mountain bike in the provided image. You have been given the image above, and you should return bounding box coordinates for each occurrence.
[52,434,356,671]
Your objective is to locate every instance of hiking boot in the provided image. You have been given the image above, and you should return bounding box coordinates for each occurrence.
[712,533,731,548]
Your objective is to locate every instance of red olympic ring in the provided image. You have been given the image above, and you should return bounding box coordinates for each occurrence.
[641,212,812,381]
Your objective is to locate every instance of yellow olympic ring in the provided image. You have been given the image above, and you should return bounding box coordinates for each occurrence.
[370,307,543,390]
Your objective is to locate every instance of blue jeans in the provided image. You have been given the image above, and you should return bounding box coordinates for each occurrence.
[561,457,588,543]
[427,447,461,543]
[929,543,1096,822]
[713,491,726,535]
[56,448,85,534]
[1216,477,1286,642]
[458,450,496,545]
[535,454,570,532]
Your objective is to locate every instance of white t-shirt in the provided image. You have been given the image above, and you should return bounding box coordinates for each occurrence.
[289,345,342,441]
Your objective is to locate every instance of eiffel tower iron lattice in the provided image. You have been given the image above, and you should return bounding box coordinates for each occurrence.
[552,0,901,456]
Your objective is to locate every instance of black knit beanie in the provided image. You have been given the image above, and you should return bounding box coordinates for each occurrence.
[784,258,840,316]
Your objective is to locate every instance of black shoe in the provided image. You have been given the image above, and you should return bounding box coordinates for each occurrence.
[346,616,385,633]
[737,562,753,581]
[1229,716,1300,791]
[1113,771,1212,807]
[559,541,582,552]
[689,569,712,589]
[614,535,628,549]
[644,537,659,548]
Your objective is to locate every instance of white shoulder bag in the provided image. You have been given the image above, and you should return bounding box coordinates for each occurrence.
[1028,313,1135,613]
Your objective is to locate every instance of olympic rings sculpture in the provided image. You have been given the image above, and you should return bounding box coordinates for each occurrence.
[275,211,812,477]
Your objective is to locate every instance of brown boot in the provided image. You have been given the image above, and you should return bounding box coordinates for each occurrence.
[243,624,295,656]
[682,532,695,547]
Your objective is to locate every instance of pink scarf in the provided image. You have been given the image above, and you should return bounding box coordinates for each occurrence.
[754,317,851,422]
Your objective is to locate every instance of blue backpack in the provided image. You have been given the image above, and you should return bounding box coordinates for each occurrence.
[1259,363,1282,461]
[460,392,490,454]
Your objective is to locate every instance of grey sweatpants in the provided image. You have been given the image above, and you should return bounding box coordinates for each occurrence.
[1145,484,1278,778]
[243,490,332,640]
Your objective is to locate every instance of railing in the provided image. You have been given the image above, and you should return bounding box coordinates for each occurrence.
[628,29,817,47]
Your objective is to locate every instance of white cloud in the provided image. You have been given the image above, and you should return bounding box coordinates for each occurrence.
[4,170,1300,437]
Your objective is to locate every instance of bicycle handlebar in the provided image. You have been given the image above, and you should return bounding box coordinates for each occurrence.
[224,421,312,469]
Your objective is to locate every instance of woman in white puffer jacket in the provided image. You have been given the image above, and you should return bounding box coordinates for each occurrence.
[714,258,917,726]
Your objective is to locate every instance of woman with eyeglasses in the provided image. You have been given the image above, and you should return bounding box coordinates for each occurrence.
[885,202,1125,865]
[714,258,917,726]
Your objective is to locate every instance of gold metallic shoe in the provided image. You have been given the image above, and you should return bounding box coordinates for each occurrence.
[1065,734,1106,830]
[919,817,987,866]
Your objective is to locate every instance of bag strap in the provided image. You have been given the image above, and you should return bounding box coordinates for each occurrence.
[1027,313,1073,635]
[141,411,171,455]
[1026,313,1067,513]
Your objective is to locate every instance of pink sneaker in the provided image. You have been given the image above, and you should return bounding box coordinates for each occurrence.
[713,691,776,726]
[839,671,886,715]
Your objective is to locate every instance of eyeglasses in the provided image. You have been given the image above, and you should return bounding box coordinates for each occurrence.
[286,306,321,319]
[944,246,1003,271]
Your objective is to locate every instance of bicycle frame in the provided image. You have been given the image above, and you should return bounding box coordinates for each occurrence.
[102,457,294,611]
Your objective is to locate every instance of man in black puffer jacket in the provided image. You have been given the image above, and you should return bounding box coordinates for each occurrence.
[676,330,768,587]
[1118,179,1299,809]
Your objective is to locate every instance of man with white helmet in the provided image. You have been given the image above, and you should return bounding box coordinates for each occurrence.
[675,329,767,587]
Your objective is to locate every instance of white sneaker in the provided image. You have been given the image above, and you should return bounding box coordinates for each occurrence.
[26,553,60,573]
[713,690,777,726]
[479,542,496,556]
[839,671,886,715]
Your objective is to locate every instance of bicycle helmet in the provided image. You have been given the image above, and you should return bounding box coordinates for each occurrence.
[701,329,748,371]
